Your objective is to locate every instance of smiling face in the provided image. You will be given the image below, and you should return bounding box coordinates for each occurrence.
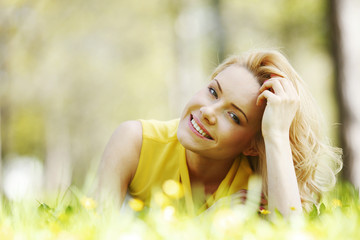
[177,65,265,161]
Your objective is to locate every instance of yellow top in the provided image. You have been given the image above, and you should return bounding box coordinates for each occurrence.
[128,119,253,215]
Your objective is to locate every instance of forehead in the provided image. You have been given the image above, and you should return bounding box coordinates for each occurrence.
[215,65,260,96]
[214,65,263,123]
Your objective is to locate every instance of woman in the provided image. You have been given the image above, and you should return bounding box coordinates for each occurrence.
[96,49,342,216]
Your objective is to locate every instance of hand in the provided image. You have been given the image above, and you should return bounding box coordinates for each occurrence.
[256,74,300,138]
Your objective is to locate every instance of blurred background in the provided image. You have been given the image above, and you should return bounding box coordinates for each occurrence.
[0,0,359,200]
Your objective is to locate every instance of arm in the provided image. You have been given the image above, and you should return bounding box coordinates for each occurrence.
[263,133,302,216]
[95,120,142,208]
[257,75,302,216]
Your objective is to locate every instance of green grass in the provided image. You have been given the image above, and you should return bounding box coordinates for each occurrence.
[0,181,359,240]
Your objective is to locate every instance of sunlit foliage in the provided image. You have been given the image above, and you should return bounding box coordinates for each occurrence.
[0,0,338,188]
[0,181,359,239]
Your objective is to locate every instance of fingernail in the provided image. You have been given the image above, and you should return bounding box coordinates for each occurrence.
[270,73,280,78]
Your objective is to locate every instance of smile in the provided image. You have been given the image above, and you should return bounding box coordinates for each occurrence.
[190,115,213,140]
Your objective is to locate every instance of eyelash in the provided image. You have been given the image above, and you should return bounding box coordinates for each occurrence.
[208,87,218,99]
[229,112,240,125]
[208,87,241,125]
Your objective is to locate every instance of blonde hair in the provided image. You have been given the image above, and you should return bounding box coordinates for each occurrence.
[211,49,343,212]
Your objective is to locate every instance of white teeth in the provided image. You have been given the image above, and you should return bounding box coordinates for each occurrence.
[191,118,210,139]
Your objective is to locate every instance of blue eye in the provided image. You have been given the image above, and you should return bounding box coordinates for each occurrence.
[208,87,218,99]
[229,112,240,124]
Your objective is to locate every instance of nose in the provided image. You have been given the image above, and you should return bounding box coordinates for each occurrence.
[200,105,217,125]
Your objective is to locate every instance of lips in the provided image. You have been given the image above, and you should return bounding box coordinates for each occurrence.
[189,115,213,140]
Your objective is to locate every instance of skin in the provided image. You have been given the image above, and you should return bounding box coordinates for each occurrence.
[177,66,264,195]
[258,74,302,216]
[96,65,302,216]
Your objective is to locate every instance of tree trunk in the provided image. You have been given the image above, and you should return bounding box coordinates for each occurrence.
[44,110,72,193]
[211,0,225,62]
[0,110,2,192]
[329,0,360,187]
[0,94,10,194]
[169,0,226,116]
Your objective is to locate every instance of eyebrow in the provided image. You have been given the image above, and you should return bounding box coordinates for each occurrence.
[214,79,249,123]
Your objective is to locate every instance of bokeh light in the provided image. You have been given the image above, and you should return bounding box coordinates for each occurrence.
[162,179,184,199]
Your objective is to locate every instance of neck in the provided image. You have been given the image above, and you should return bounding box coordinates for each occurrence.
[185,150,235,188]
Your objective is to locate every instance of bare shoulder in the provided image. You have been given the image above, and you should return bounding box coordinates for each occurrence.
[112,120,142,148]
[100,120,143,185]
[95,120,143,206]
[107,120,142,164]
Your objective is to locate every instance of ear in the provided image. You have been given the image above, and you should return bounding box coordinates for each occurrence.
[242,146,259,157]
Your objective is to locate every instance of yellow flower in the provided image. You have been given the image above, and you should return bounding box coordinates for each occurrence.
[259,209,271,215]
[58,212,69,222]
[49,222,61,234]
[162,206,176,221]
[129,198,145,212]
[162,179,184,199]
[213,209,238,232]
[332,199,342,208]
[0,225,14,240]
[154,192,170,207]
[81,197,97,210]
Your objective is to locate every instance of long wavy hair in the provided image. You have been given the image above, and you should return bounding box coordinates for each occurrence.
[210,49,343,211]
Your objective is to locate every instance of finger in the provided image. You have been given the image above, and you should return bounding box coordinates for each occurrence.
[256,89,275,106]
[259,78,285,95]
[259,79,275,93]
[271,78,299,104]
[280,78,297,95]
[270,73,282,78]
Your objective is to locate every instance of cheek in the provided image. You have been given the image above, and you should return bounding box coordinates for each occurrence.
[223,128,256,147]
